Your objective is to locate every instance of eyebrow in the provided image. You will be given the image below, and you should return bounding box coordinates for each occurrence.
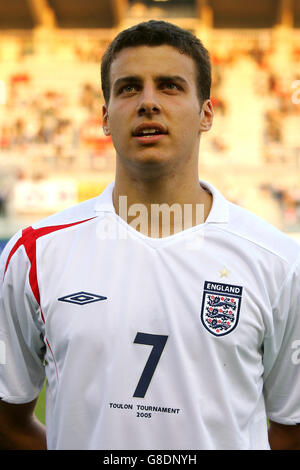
[156,75,189,86]
[113,76,141,91]
[112,74,189,92]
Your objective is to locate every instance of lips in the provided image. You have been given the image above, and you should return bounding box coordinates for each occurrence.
[132,122,168,137]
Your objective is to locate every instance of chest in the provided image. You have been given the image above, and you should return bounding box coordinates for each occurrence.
[37,233,273,367]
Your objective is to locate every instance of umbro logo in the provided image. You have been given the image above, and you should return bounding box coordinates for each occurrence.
[58,291,107,305]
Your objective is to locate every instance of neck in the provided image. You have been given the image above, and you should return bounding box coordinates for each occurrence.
[113,162,212,238]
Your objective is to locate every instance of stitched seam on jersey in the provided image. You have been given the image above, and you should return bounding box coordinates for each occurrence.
[45,336,59,383]
[271,252,300,311]
[211,225,296,266]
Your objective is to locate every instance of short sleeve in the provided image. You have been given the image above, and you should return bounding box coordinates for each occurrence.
[0,233,46,404]
[263,256,300,425]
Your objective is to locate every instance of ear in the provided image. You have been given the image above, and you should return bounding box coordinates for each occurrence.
[199,99,214,133]
[102,104,111,136]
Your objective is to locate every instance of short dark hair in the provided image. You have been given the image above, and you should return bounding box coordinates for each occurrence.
[101,20,211,105]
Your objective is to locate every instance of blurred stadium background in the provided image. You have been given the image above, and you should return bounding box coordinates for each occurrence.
[0,0,300,256]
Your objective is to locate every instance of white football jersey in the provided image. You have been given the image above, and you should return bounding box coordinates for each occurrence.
[0,181,300,450]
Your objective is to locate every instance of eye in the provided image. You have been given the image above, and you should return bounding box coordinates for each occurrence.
[166,83,177,89]
[161,82,181,92]
[119,84,138,94]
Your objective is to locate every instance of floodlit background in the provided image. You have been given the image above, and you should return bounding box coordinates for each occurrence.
[0,0,300,253]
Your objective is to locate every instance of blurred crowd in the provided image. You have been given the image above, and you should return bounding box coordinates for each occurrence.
[212,41,299,157]
[0,74,110,163]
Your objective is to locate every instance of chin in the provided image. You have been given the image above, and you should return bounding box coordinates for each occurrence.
[123,152,173,178]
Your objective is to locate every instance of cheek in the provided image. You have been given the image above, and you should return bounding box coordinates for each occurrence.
[107,109,124,135]
[177,107,201,136]
[107,103,134,134]
[108,118,131,153]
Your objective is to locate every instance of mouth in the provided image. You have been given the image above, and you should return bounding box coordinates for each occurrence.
[132,123,168,144]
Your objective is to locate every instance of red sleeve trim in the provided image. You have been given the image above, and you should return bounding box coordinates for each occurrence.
[4,218,96,308]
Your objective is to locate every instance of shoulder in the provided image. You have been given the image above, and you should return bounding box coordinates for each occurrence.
[30,181,115,230]
[1,195,99,254]
[32,195,100,229]
[0,191,110,275]
[226,200,300,265]
[203,179,300,266]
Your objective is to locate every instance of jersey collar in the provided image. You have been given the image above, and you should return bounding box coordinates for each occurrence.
[198,180,229,224]
[94,180,229,225]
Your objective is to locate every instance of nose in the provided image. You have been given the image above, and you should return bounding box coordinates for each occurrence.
[136,84,161,117]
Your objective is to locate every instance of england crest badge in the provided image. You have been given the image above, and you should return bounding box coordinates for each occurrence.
[201,281,243,337]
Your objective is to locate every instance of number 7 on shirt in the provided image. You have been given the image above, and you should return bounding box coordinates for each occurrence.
[133,332,168,398]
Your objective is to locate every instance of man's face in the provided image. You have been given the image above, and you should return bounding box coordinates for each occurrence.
[102,45,213,174]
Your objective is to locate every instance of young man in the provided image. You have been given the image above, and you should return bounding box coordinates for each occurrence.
[0,20,300,450]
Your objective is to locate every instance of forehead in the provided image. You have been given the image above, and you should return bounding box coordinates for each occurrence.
[110,45,197,85]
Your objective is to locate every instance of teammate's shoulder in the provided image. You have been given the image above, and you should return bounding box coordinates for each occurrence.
[227,200,300,263]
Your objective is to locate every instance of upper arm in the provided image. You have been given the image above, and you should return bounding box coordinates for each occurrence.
[263,258,300,426]
[0,398,38,429]
[0,398,47,450]
[268,420,300,450]
[0,235,45,404]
